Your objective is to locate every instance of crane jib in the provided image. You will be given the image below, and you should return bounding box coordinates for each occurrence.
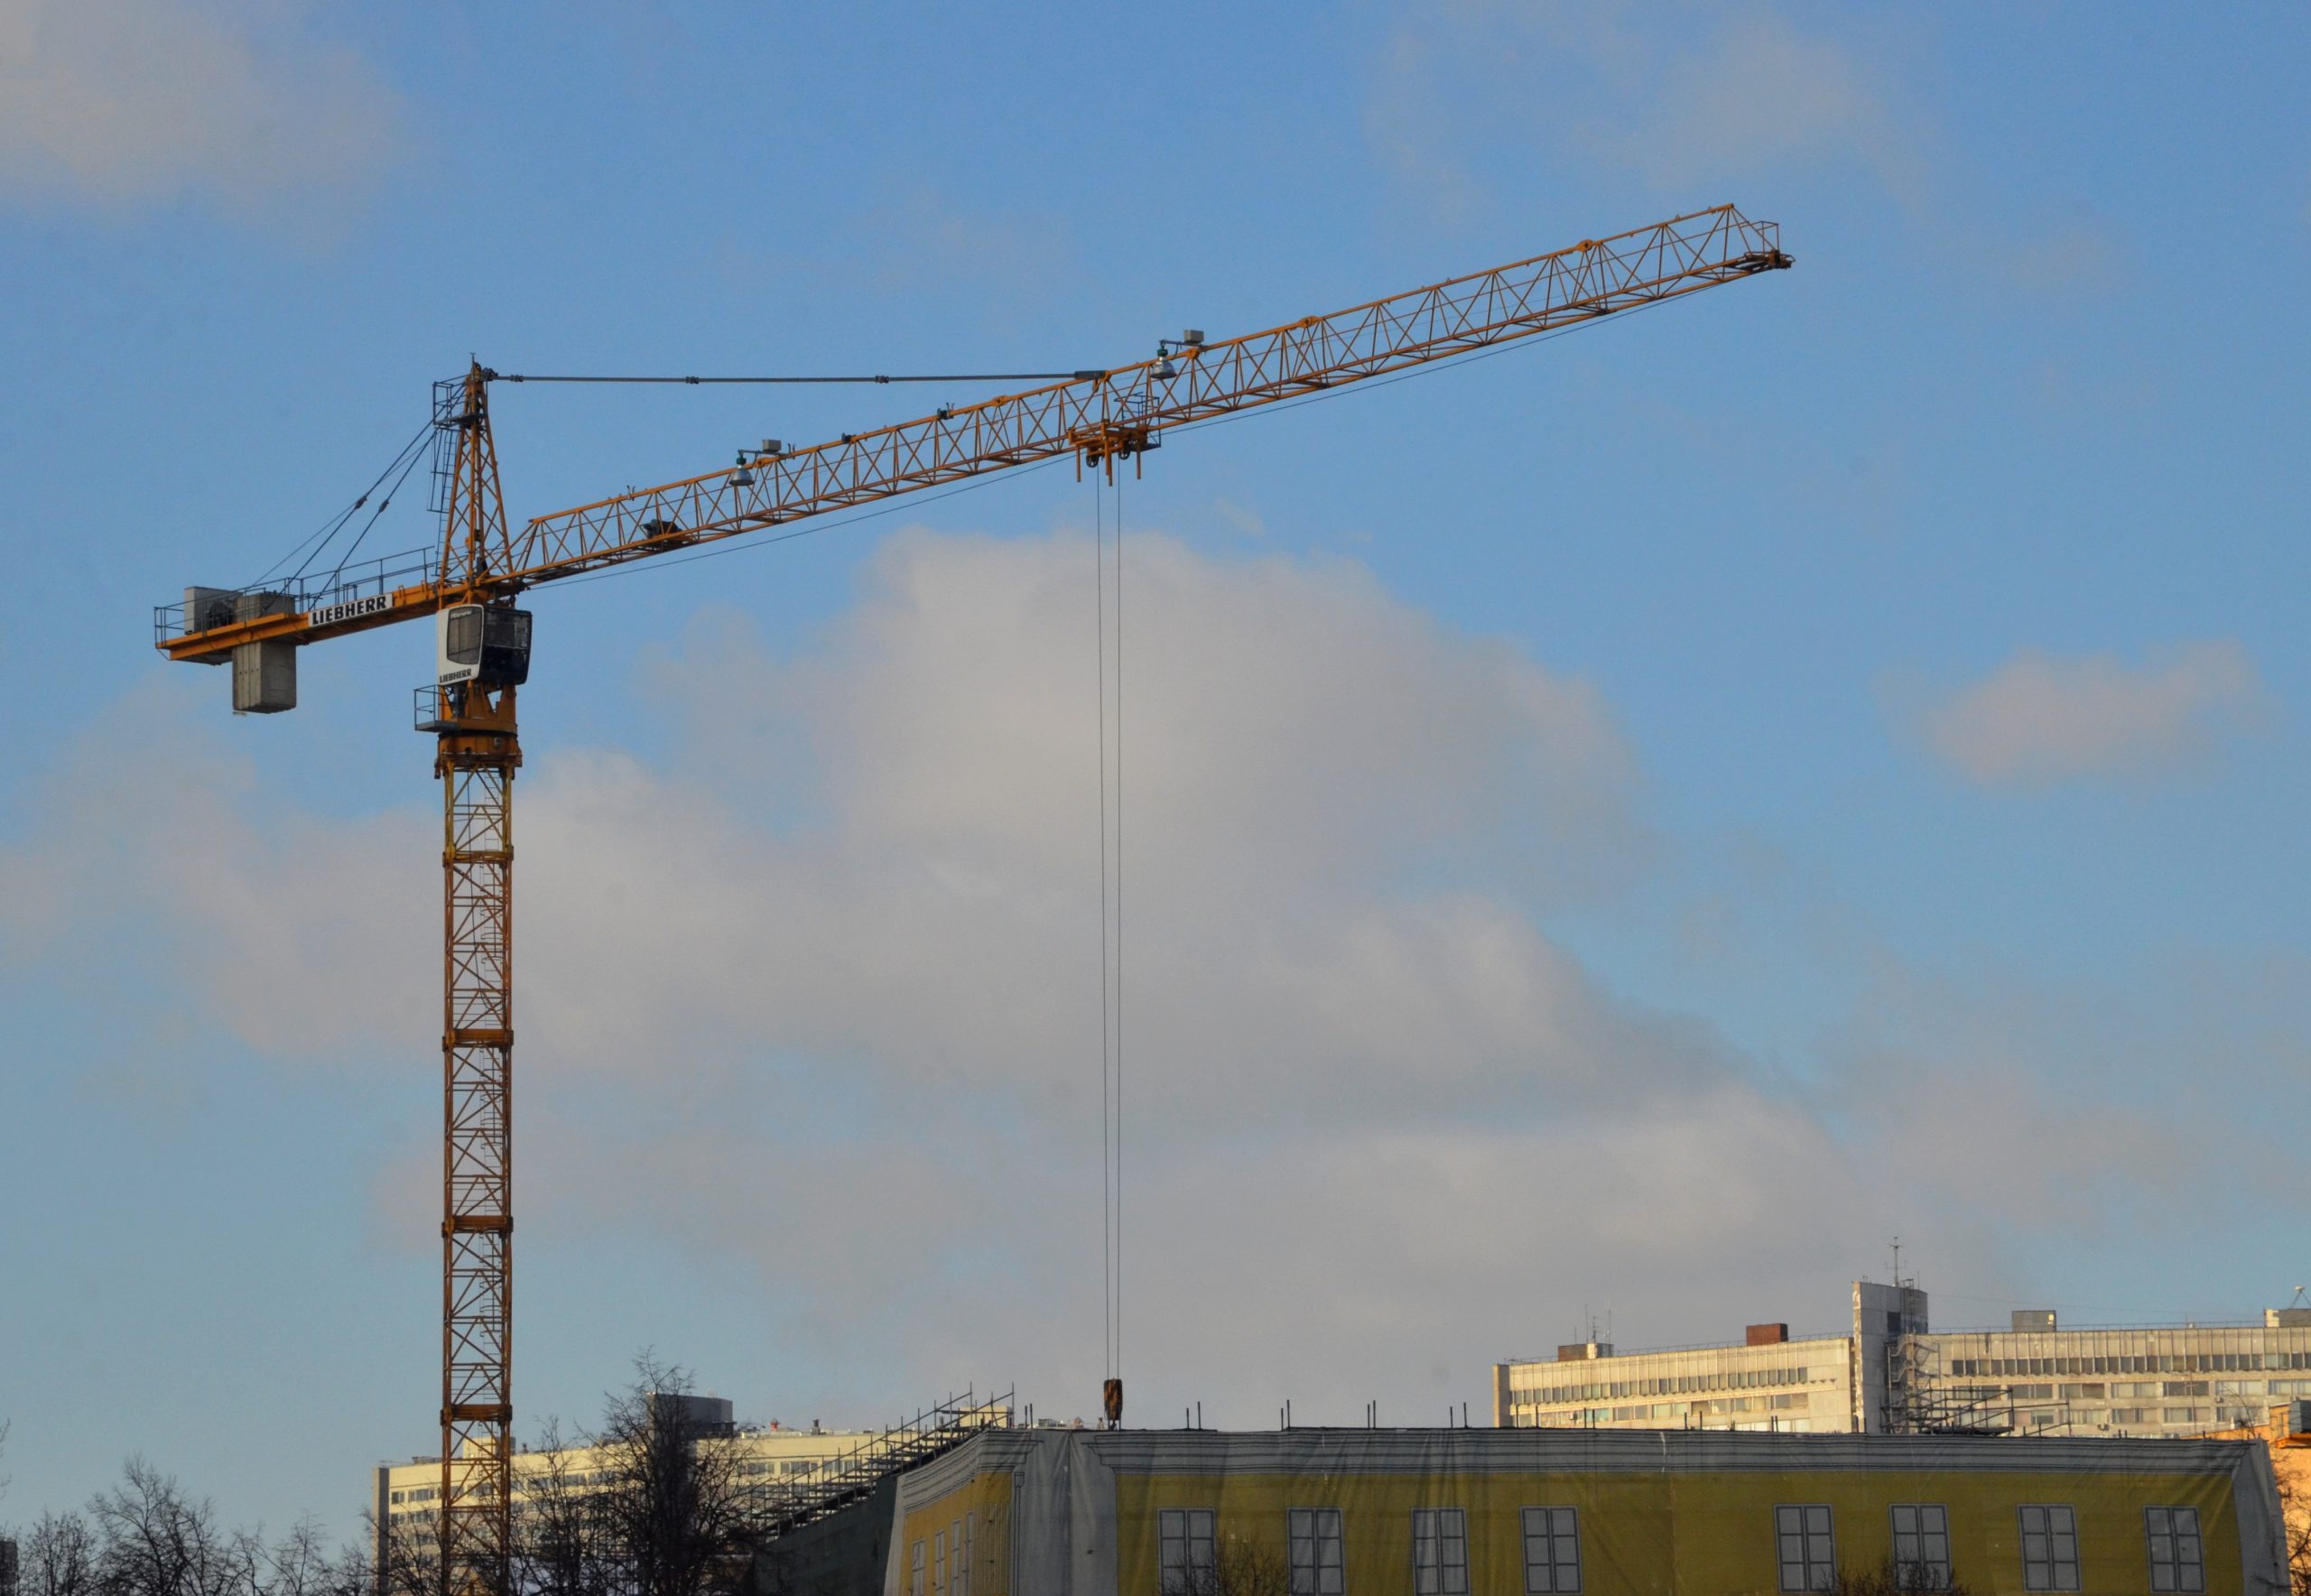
[156,203,1789,668]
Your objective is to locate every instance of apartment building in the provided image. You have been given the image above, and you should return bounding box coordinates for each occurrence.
[1495,1280,2311,1439]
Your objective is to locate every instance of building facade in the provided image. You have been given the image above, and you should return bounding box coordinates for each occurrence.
[756,1424,2289,1595]
[373,1397,879,1577]
[1495,1281,2311,1441]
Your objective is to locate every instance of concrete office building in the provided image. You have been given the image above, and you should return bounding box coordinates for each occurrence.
[373,1396,879,1573]
[1495,1280,2311,1440]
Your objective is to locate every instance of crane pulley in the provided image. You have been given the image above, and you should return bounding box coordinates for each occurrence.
[150,202,1788,1596]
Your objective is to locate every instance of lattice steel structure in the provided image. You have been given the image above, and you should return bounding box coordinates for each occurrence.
[149,209,1792,1596]
[431,367,519,1596]
[155,205,1790,667]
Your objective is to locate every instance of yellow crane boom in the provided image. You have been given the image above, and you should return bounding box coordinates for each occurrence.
[157,204,1787,667]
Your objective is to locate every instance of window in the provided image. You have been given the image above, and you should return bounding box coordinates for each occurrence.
[1412,1508,1469,1595]
[445,605,482,663]
[933,1528,945,1594]
[1160,1509,1216,1594]
[910,1539,926,1596]
[1289,1508,1344,1596]
[2019,1506,2080,1591]
[955,1515,972,1596]
[1889,1506,1951,1591]
[2147,1508,2204,1593]
[1777,1505,1835,1592]
[1523,1507,1581,1593]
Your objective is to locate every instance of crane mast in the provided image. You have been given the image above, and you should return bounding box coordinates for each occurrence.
[150,203,1789,1596]
[430,366,520,1596]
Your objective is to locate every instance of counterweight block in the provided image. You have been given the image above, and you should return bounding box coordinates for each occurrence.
[230,590,297,713]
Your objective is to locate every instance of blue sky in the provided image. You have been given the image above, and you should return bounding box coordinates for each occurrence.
[2,0,2306,1545]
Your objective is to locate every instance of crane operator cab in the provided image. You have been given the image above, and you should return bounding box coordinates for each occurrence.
[437,603,533,689]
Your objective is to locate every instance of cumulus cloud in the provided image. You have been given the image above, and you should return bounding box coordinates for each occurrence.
[0,0,404,210]
[8,528,2283,1430]
[1913,640,2271,788]
[1363,2,1924,218]
[0,676,432,1056]
[2,527,1840,1421]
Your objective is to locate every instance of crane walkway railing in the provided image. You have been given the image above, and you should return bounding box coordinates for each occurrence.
[153,543,438,646]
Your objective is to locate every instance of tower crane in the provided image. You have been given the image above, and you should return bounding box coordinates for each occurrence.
[153,203,1789,1596]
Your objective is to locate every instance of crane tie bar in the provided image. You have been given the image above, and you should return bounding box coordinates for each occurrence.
[485,370,1101,385]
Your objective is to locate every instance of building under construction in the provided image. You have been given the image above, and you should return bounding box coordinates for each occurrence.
[372,1392,1007,1583]
[750,1422,2288,1595]
[1495,1278,2311,1440]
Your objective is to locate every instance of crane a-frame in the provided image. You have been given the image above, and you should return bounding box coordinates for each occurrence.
[153,203,1788,1596]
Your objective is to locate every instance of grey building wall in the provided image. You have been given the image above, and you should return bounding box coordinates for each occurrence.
[1852,1278,1930,1434]
[752,1474,896,1596]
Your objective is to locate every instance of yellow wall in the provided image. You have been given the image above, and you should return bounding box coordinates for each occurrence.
[897,1468,1013,1595]
[1109,1463,2243,1596]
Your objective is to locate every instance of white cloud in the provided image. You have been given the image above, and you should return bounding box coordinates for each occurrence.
[4,527,1807,1420]
[1362,2,1924,218]
[541,1088,1920,1424]
[1914,640,2272,788]
[0,0,404,210]
[6,529,2291,1430]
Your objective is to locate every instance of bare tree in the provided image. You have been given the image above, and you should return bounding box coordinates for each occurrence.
[503,1356,756,1596]
[9,1459,369,1596]
[24,1513,97,1596]
[1173,1539,1291,1596]
[363,1510,431,1596]
[580,1357,753,1596]
[88,1458,234,1596]
[1823,1561,1975,1596]
[259,1520,341,1596]
[514,1422,611,1596]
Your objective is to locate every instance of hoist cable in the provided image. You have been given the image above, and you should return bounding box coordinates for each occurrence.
[1095,478,1111,1386]
[1113,476,1126,1392]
